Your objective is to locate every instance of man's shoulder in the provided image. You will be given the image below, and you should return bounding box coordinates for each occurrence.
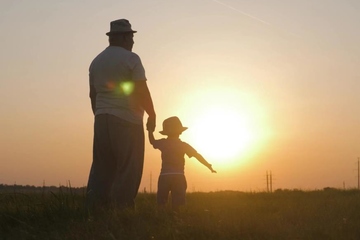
[94,46,138,58]
[90,47,141,68]
[108,46,139,56]
[109,47,142,64]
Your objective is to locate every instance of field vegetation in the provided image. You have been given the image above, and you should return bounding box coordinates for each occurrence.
[1,185,360,240]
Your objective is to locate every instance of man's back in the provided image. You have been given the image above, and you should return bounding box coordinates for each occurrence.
[89,46,147,124]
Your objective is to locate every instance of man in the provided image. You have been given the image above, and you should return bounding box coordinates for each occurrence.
[87,19,156,208]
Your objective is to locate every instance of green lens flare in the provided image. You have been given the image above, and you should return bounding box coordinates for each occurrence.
[119,81,134,95]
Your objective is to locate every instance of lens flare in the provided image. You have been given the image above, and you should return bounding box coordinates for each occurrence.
[119,81,134,95]
[107,81,134,95]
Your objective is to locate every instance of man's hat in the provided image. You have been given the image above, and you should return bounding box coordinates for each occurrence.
[106,19,137,36]
[159,116,188,135]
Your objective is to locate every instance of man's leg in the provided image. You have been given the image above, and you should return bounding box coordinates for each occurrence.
[86,114,117,208]
[109,115,145,208]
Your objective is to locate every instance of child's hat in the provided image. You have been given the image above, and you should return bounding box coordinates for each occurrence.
[159,116,188,135]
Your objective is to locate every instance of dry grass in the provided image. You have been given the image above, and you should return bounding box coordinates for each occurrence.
[1,188,360,240]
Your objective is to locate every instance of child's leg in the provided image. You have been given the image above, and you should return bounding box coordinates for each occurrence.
[157,175,170,208]
[171,174,187,211]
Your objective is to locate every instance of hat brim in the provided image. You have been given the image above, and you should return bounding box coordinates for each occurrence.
[159,127,188,135]
[106,30,137,36]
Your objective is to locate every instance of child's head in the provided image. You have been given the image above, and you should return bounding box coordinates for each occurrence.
[159,116,188,136]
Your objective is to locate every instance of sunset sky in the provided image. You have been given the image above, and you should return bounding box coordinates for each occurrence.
[1,0,359,192]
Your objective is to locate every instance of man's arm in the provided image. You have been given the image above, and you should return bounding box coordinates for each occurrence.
[148,131,155,145]
[133,81,156,131]
[89,84,97,115]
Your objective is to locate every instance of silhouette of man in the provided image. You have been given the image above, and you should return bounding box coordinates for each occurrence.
[86,19,156,208]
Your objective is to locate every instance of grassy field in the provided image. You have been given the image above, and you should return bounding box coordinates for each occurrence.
[1,188,360,240]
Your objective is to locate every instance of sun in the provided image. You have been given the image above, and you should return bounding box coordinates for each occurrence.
[179,88,267,168]
[190,107,253,157]
[186,106,256,166]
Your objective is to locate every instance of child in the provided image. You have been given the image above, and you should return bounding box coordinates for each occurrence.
[148,116,216,211]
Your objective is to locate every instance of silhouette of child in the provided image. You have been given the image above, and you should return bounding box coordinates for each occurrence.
[148,116,216,211]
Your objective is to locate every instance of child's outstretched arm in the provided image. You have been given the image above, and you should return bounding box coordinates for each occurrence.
[193,152,217,173]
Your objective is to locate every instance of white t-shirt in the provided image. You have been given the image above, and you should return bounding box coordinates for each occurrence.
[89,46,147,124]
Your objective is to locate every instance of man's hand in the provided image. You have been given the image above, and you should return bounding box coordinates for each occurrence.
[146,116,156,132]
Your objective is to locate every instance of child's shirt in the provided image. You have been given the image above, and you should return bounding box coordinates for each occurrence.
[151,138,197,175]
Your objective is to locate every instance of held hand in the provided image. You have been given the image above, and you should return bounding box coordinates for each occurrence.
[146,116,156,132]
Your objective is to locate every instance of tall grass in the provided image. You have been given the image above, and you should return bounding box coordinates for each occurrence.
[1,188,360,240]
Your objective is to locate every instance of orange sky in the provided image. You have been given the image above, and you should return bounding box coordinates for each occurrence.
[0,0,359,192]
